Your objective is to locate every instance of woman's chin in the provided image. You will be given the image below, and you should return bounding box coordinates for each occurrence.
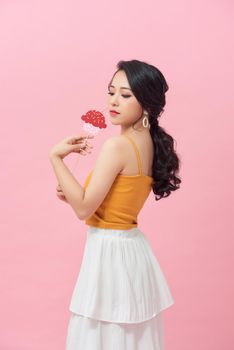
[110,119,121,125]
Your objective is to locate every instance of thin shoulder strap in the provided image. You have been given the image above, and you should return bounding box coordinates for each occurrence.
[123,135,143,175]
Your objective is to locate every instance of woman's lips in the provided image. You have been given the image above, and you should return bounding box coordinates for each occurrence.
[110,111,120,116]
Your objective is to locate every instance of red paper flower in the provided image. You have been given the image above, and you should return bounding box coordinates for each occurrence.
[81,110,107,129]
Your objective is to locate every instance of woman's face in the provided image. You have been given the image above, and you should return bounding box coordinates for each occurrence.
[107,70,143,127]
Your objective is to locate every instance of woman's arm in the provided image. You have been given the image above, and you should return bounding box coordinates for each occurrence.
[49,154,86,219]
[79,136,125,220]
[49,136,125,220]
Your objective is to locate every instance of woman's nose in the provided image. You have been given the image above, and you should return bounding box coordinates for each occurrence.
[111,96,119,105]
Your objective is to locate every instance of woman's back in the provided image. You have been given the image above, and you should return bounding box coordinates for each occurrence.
[119,132,154,177]
[84,133,155,229]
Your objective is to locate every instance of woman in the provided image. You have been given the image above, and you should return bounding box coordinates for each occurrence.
[49,59,181,349]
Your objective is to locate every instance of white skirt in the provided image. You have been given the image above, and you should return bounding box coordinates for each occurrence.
[66,226,174,350]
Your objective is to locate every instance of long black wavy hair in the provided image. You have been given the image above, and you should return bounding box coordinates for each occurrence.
[109,59,182,201]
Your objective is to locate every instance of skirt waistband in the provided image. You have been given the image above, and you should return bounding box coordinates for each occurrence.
[87,225,143,238]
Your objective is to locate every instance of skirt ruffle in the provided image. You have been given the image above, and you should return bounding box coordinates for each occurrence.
[66,311,164,350]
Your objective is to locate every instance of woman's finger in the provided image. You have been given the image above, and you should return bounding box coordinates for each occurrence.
[56,192,63,197]
[81,144,93,150]
[78,134,94,139]
[56,193,68,202]
[78,147,92,154]
[78,149,87,155]
[73,135,94,142]
[56,189,65,196]
[72,144,93,154]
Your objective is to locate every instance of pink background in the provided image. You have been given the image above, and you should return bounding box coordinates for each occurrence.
[0,0,233,349]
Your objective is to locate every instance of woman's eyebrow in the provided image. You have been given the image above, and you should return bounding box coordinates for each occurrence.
[109,85,132,90]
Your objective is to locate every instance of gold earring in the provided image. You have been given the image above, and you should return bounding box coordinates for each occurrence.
[142,112,149,128]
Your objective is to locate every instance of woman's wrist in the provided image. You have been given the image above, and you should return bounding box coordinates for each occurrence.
[49,152,62,162]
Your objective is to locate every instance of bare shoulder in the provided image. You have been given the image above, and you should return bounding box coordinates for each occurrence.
[93,135,127,178]
[102,134,127,148]
[100,135,128,160]
[104,134,132,151]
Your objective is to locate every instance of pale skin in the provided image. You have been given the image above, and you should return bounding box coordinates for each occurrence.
[49,69,154,220]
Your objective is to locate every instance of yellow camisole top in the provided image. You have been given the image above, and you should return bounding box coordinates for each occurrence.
[83,135,155,230]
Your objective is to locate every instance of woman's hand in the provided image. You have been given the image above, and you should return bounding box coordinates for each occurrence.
[50,134,94,203]
[56,184,69,203]
[49,134,94,159]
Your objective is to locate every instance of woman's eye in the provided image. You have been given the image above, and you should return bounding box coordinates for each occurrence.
[107,92,131,98]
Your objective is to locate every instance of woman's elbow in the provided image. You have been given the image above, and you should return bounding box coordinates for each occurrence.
[78,208,91,221]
